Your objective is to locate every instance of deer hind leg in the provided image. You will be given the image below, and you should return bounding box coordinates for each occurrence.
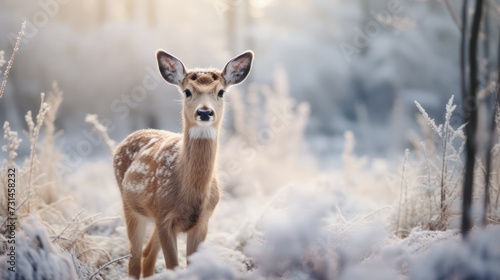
[157,221,179,269]
[124,205,147,279]
[142,228,160,277]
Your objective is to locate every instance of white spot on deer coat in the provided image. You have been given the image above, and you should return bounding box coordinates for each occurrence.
[143,138,158,150]
[123,179,147,193]
[130,161,149,174]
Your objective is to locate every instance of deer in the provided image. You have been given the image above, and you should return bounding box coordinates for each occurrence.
[112,50,253,278]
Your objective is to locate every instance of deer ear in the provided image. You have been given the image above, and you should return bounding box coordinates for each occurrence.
[156,50,187,85]
[222,50,254,86]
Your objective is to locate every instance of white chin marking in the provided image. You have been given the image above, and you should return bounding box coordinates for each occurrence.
[189,126,217,139]
[197,120,213,127]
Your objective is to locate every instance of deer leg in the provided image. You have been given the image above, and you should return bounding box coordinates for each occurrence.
[157,221,179,269]
[142,228,160,277]
[124,206,147,279]
[187,180,220,262]
[186,221,208,258]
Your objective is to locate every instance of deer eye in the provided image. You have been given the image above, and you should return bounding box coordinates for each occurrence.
[217,90,225,98]
[184,89,192,98]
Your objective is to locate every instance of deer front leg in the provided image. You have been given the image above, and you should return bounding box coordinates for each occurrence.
[157,221,179,269]
[187,181,219,258]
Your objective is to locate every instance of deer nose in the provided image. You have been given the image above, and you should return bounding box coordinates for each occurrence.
[197,109,214,121]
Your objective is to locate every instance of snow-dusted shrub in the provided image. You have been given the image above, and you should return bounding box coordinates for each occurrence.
[410,226,500,279]
[0,216,78,280]
[394,96,466,233]
[394,95,500,235]
[1,89,128,280]
[486,108,500,221]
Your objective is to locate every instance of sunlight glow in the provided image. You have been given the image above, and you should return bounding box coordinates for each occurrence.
[249,0,273,18]
[250,0,272,9]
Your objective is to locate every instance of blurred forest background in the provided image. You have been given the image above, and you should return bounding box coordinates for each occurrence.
[0,0,498,164]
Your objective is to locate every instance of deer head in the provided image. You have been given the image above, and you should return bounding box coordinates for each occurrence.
[156,50,254,139]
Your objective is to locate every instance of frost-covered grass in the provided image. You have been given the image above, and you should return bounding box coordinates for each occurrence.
[1,71,500,279]
[393,96,500,235]
[0,85,129,279]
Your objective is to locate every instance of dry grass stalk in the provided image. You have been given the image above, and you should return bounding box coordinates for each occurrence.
[52,209,85,243]
[0,21,25,98]
[26,93,50,213]
[397,149,409,237]
[40,82,64,204]
[0,86,162,279]
[84,114,116,153]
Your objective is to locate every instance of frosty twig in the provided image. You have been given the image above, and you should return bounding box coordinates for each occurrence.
[0,21,25,98]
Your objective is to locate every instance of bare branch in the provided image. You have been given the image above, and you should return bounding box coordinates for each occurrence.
[52,209,85,243]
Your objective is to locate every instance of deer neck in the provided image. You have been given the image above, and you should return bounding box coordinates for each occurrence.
[180,123,218,195]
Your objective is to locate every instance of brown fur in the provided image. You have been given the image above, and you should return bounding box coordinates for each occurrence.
[114,50,253,279]
[114,106,221,277]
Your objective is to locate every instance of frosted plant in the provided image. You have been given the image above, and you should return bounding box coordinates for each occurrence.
[1,122,21,215]
[85,114,116,153]
[396,149,410,236]
[0,24,132,278]
[488,108,500,220]
[0,216,78,280]
[25,93,50,213]
[0,50,5,69]
[2,122,21,168]
[410,226,500,279]
[396,96,467,233]
[38,82,65,204]
[414,100,442,138]
[0,22,25,98]
[400,94,500,231]
[1,91,130,280]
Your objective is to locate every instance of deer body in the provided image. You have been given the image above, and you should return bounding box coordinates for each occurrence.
[113,50,253,278]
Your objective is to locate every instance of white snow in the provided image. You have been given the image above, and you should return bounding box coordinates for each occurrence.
[0,217,78,280]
